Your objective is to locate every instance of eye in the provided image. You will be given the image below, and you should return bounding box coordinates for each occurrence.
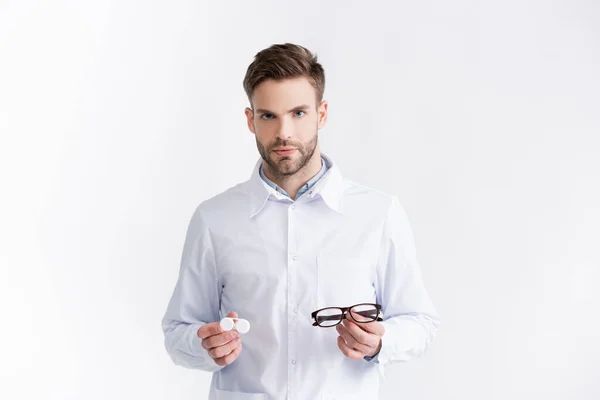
[294,110,305,117]
[261,113,274,120]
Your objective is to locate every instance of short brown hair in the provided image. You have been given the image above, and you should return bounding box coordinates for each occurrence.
[243,43,326,107]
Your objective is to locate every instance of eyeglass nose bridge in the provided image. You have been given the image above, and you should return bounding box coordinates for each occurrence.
[340,308,349,320]
[335,306,367,324]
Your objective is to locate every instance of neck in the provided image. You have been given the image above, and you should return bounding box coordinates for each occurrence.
[263,152,323,200]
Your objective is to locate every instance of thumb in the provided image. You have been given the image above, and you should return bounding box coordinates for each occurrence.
[226,311,238,319]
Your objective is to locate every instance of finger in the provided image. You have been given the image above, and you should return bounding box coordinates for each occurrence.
[346,313,386,336]
[337,336,363,360]
[344,318,385,339]
[226,311,238,319]
[336,324,372,355]
[197,322,224,340]
[341,320,380,348]
[202,330,239,350]
[209,336,242,359]
[214,341,243,366]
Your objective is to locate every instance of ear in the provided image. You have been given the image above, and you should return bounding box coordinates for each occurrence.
[317,100,328,129]
[245,107,256,134]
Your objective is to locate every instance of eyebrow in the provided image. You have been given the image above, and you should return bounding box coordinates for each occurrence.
[254,104,311,115]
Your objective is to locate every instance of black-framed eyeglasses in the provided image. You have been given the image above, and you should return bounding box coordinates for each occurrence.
[311,303,383,327]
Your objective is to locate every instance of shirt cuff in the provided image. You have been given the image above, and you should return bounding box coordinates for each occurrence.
[363,347,381,362]
[187,322,209,356]
[186,322,225,372]
[364,342,385,378]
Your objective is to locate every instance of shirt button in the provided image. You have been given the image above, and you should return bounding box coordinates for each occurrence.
[291,360,297,365]
[291,254,298,261]
[293,308,298,314]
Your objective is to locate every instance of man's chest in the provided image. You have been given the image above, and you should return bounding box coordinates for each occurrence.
[211,202,383,314]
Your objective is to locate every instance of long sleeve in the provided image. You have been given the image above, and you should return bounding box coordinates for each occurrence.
[161,205,225,372]
[374,197,440,368]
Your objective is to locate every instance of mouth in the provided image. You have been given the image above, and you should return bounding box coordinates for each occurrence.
[273,147,297,157]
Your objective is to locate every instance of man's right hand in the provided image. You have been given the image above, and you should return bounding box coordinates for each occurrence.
[198,311,243,366]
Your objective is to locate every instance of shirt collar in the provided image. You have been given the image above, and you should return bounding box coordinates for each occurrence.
[259,156,327,198]
[247,153,345,218]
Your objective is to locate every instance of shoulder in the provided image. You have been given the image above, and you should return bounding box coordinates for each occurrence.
[341,178,400,212]
[187,180,251,225]
[340,177,413,233]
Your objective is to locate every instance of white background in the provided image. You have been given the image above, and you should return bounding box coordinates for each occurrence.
[1,1,599,399]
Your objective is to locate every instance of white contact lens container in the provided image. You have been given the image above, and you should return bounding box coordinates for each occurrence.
[220,317,251,334]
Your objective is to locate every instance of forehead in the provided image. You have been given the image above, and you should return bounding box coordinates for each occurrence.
[252,77,317,110]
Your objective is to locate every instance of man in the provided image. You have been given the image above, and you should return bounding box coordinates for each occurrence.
[162,43,440,400]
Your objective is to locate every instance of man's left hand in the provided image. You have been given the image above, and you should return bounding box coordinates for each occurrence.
[336,316,385,360]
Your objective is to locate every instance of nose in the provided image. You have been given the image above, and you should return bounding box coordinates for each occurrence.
[275,116,293,140]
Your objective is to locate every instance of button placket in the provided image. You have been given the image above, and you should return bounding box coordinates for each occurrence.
[287,200,297,396]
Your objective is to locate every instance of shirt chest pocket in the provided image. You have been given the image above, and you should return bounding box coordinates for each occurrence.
[214,388,267,399]
[316,252,376,309]
[218,248,283,313]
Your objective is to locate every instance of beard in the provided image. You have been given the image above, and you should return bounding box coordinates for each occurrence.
[256,130,319,180]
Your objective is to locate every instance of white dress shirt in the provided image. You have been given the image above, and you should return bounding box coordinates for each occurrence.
[161,153,440,400]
